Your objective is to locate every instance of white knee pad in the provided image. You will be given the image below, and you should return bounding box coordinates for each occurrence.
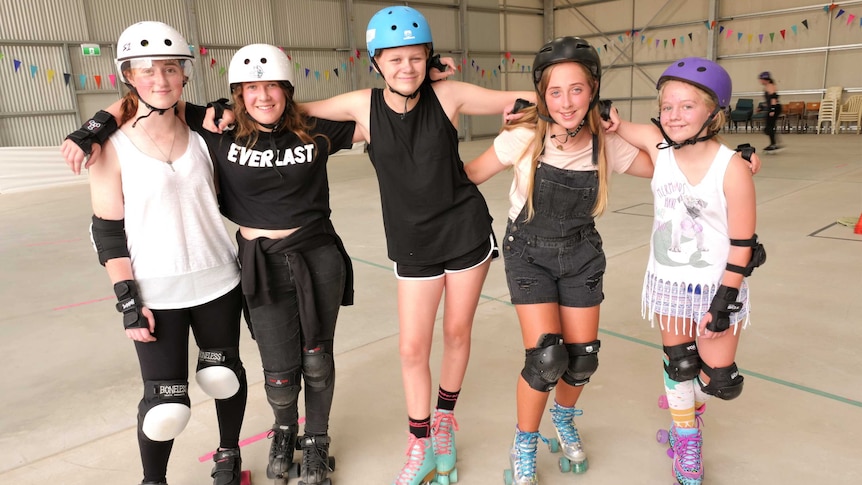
[196,348,243,399]
[196,365,241,399]
[140,380,192,442]
[142,403,192,441]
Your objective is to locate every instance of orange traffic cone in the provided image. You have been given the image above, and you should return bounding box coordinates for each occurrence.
[855,212,862,235]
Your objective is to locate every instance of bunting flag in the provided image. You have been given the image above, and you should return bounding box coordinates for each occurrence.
[0,52,5,61]
[199,46,208,55]
[64,73,71,85]
[78,74,86,88]
[14,59,22,72]
[210,58,216,68]
[109,73,116,87]
[29,65,37,78]
[47,69,55,83]
[94,75,101,88]
[333,68,339,77]
[218,66,226,76]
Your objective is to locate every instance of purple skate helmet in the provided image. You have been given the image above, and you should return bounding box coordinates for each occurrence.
[657,57,732,109]
[758,71,772,81]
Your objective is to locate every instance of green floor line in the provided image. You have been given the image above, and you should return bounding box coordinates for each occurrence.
[352,256,862,409]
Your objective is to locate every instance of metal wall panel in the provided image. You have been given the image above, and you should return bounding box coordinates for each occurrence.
[0,114,78,147]
[194,0,275,46]
[271,0,349,48]
[86,0,191,43]
[0,0,87,41]
[0,44,76,114]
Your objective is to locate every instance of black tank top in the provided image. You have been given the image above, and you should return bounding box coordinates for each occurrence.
[367,82,493,264]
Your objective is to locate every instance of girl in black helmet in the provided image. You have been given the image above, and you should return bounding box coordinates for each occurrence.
[758,71,782,152]
[466,37,654,484]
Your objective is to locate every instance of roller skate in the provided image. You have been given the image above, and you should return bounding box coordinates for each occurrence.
[503,427,551,485]
[548,403,588,474]
[211,448,251,485]
[267,424,300,480]
[431,409,459,484]
[668,425,703,485]
[392,435,438,485]
[297,434,335,485]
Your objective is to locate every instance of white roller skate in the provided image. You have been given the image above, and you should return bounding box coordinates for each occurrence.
[548,403,588,474]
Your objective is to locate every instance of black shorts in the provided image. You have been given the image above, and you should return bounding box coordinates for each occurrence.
[395,233,498,280]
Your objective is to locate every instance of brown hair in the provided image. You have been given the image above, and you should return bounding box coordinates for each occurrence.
[230,82,316,149]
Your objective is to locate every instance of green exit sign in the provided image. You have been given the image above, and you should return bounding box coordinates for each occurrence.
[81,44,101,56]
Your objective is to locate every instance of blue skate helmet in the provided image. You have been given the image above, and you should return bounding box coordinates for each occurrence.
[366,6,433,58]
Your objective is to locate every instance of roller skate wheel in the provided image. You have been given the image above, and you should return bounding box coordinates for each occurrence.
[658,395,668,409]
[288,461,301,478]
[666,447,674,459]
[656,429,669,444]
[437,474,450,485]
[559,456,571,473]
[503,468,514,485]
[240,470,251,485]
[328,455,336,471]
[449,468,458,483]
[572,458,588,474]
[548,438,561,453]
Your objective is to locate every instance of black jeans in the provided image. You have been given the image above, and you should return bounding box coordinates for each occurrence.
[135,285,246,482]
[248,242,345,435]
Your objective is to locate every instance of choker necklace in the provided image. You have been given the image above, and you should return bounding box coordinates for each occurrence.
[138,121,178,172]
[550,118,586,150]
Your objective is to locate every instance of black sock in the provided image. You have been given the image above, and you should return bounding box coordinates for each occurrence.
[436,387,460,412]
[408,416,431,439]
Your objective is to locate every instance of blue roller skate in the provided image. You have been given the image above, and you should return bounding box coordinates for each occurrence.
[503,427,551,485]
[431,409,459,484]
[392,435,438,485]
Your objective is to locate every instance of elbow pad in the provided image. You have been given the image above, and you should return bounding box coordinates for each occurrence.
[90,215,129,265]
[726,234,766,277]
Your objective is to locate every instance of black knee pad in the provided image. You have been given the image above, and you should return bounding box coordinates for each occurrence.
[561,340,601,387]
[521,333,568,392]
[700,362,744,400]
[302,346,334,391]
[138,379,192,442]
[195,347,245,400]
[264,368,302,409]
[663,342,702,382]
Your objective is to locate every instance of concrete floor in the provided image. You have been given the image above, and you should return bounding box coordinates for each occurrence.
[1,132,860,484]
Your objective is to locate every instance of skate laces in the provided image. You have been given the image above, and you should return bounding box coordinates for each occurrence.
[431,410,459,455]
[550,404,583,445]
[394,435,431,484]
[301,436,332,473]
[674,430,703,474]
[514,430,548,477]
[268,427,291,458]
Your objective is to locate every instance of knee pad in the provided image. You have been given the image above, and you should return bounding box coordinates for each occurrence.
[521,333,567,392]
[139,380,191,442]
[302,346,334,391]
[663,342,702,382]
[699,362,744,400]
[195,347,245,400]
[264,368,302,409]
[561,340,601,387]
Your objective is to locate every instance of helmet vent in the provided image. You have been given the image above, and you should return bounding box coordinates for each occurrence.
[164,39,173,47]
[141,40,149,47]
[697,67,706,72]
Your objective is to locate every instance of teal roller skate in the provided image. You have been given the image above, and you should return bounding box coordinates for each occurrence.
[431,409,459,484]
[548,403,588,474]
[503,426,551,485]
[266,424,299,480]
[392,435,438,485]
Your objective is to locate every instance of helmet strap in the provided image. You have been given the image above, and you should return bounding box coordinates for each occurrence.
[652,106,720,150]
[130,87,178,128]
[370,57,423,119]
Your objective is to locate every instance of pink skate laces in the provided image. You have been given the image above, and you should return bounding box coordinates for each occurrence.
[395,435,431,484]
[432,411,459,455]
[674,430,703,477]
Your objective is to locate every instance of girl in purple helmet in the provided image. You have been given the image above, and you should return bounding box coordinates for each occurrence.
[608,57,764,485]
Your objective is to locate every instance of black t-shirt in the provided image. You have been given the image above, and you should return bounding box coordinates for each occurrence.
[185,104,355,230]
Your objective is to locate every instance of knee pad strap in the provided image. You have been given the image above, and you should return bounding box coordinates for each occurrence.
[521,333,567,392]
[196,347,244,399]
[139,379,191,442]
[663,342,702,382]
[562,340,601,387]
[700,362,744,400]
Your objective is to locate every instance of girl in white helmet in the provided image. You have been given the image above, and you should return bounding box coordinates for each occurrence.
[64,42,361,485]
[77,21,247,485]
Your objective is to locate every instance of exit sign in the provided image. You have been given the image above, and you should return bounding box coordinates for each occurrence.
[81,44,101,56]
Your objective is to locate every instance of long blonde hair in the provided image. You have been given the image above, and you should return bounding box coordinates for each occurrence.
[503,62,609,221]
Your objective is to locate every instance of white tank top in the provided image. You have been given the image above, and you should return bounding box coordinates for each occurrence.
[111,128,240,309]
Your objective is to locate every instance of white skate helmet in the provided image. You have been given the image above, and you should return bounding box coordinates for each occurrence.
[228,44,295,89]
[115,21,194,84]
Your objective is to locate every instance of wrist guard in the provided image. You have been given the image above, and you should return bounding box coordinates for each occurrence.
[429,53,447,73]
[206,98,231,125]
[598,99,613,121]
[65,110,118,155]
[706,285,742,332]
[512,98,534,115]
[735,143,755,163]
[114,280,147,330]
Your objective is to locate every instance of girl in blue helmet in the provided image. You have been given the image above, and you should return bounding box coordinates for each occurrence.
[465,36,655,484]
[301,6,535,485]
[608,58,765,485]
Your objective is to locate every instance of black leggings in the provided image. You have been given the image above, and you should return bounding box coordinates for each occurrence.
[765,104,782,145]
[134,285,246,483]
